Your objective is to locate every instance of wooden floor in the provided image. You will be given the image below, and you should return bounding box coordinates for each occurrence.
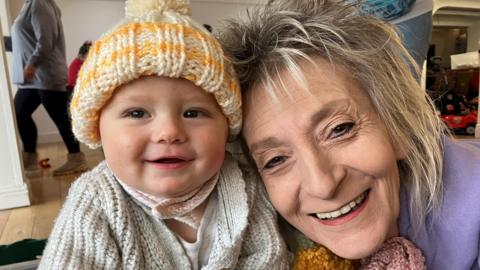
[0,143,104,245]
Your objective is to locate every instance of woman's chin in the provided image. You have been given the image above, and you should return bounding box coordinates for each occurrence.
[331,246,378,260]
[316,235,386,260]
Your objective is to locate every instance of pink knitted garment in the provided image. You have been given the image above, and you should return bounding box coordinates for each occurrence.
[117,174,219,229]
[360,237,426,270]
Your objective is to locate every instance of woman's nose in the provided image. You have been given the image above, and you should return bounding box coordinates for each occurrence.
[300,149,345,199]
[151,116,187,144]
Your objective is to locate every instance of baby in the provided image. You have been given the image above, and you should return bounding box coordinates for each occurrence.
[38,0,289,269]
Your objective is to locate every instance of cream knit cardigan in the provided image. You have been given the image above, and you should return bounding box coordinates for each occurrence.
[39,155,290,269]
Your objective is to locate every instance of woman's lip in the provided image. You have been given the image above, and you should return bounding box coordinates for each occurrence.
[314,191,370,226]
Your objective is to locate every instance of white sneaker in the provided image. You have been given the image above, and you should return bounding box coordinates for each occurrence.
[52,152,89,176]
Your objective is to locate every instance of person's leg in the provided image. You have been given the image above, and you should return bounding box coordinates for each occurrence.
[14,89,42,176]
[395,11,433,69]
[14,89,41,153]
[39,90,87,175]
[39,90,80,153]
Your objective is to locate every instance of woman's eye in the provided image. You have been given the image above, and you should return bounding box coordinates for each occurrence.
[183,109,205,118]
[126,110,147,118]
[263,156,287,169]
[329,122,354,139]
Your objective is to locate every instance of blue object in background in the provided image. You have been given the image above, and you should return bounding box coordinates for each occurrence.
[357,0,416,21]
[395,10,432,68]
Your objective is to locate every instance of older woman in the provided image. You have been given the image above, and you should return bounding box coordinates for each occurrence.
[220,0,480,269]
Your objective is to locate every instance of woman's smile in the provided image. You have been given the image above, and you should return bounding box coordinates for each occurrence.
[312,189,370,226]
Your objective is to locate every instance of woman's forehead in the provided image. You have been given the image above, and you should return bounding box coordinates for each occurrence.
[245,60,366,110]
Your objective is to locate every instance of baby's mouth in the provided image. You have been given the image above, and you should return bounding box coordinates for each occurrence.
[153,158,186,163]
[148,154,194,165]
[311,189,370,221]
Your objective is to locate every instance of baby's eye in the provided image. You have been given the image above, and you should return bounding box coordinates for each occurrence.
[329,122,354,139]
[125,109,148,118]
[183,109,206,118]
[263,156,287,170]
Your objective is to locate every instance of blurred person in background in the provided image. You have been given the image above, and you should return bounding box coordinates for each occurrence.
[67,41,91,92]
[11,0,88,176]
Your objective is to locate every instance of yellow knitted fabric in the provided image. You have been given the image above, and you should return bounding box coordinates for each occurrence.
[71,0,241,149]
[293,245,356,270]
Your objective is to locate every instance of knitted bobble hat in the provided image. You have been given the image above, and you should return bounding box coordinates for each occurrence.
[70,0,241,149]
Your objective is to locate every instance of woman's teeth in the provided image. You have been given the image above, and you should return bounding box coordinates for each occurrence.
[315,190,368,220]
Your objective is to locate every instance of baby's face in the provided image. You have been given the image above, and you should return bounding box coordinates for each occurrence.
[99,76,229,198]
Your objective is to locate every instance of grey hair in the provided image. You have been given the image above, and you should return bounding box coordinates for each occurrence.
[219,0,449,235]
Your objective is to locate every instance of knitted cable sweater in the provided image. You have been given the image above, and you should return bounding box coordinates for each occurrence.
[39,155,290,269]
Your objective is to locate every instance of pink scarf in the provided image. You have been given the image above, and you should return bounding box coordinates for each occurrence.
[118,174,219,229]
[360,237,426,270]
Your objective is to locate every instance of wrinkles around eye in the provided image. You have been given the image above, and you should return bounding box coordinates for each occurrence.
[328,122,355,140]
[264,156,288,170]
[254,150,291,173]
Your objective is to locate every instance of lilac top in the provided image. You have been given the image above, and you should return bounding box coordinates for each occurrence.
[399,137,480,270]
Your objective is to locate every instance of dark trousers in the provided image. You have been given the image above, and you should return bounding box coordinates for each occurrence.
[14,88,79,153]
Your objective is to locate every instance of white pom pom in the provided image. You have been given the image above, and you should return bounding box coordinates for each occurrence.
[125,0,191,18]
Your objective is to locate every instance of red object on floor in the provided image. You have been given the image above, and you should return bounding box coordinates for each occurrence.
[39,158,51,168]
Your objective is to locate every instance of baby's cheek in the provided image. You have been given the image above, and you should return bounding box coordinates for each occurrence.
[218,149,227,162]
[207,146,227,169]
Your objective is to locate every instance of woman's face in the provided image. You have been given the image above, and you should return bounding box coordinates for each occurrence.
[242,60,402,259]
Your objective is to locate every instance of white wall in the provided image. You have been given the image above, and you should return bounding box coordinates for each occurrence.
[433,9,480,54]
[434,0,480,13]
[191,1,254,31]
[0,1,30,209]
[431,28,465,68]
[433,0,480,53]
[5,0,257,144]
[467,20,480,53]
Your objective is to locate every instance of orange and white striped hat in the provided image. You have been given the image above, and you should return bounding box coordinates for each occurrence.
[70,0,241,149]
